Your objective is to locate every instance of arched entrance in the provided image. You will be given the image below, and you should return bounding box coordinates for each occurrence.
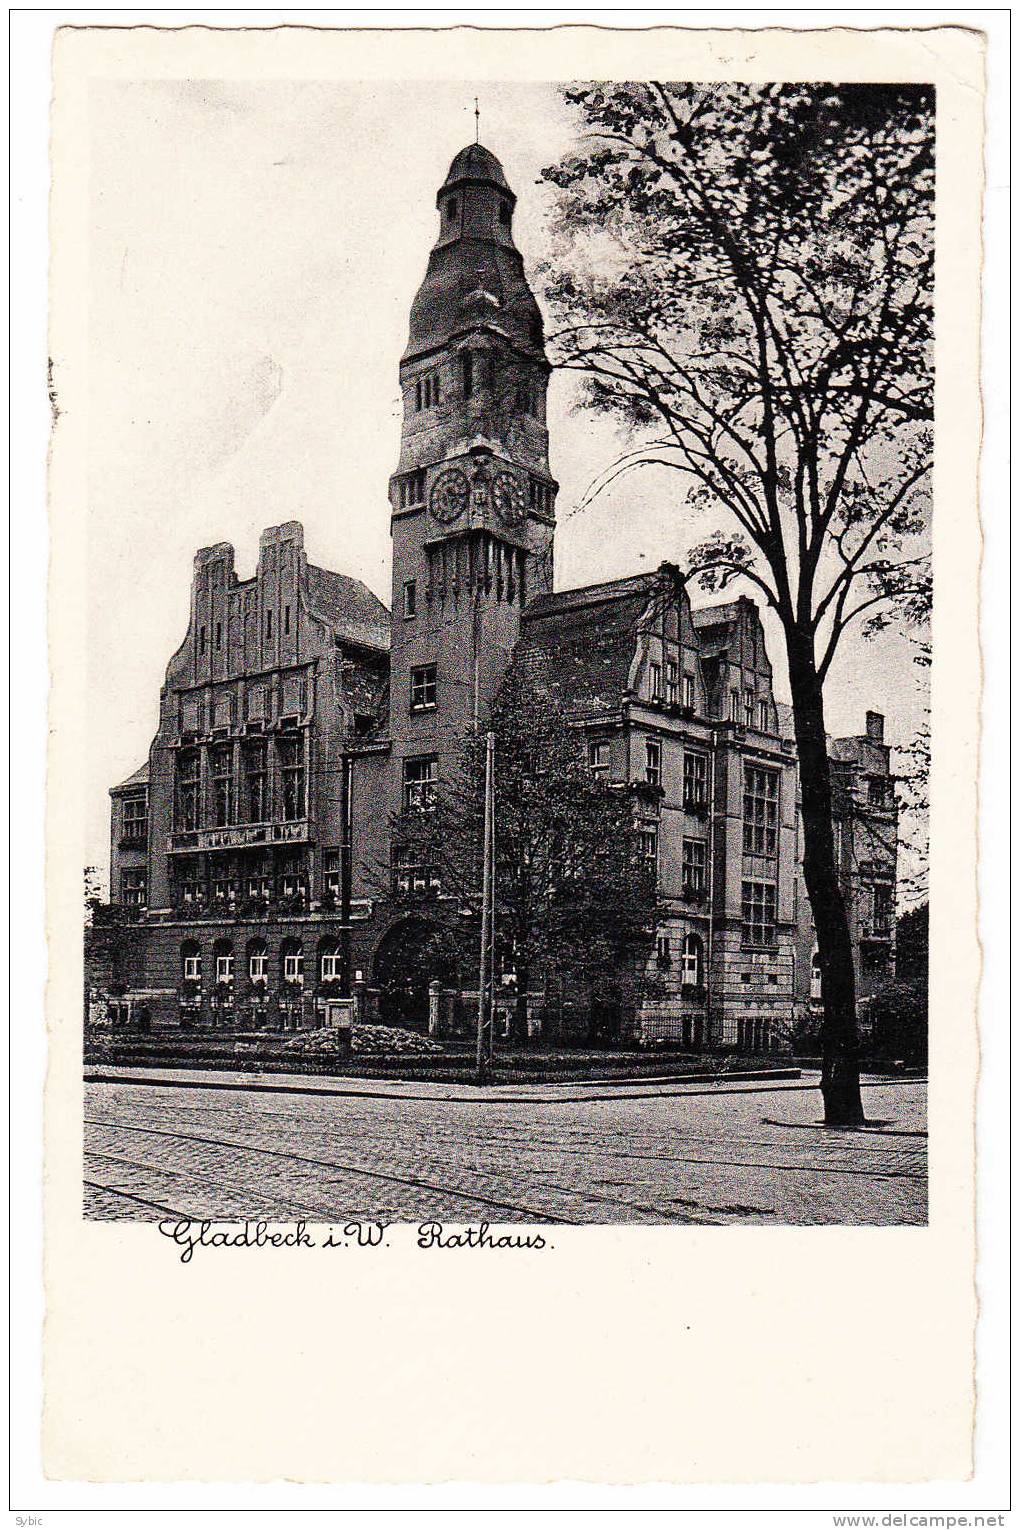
[372,917,459,1029]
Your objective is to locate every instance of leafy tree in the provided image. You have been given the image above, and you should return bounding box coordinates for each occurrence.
[393,657,659,1044]
[541,83,933,1123]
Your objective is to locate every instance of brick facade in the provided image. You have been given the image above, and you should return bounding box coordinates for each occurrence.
[94,141,897,1050]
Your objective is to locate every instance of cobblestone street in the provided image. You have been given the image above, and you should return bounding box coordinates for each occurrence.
[83,1071,926,1226]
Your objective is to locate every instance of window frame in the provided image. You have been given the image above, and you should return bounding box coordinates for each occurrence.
[743,764,779,856]
[588,740,610,780]
[402,579,417,619]
[741,878,778,948]
[409,663,438,713]
[403,755,437,811]
[682,750,709,811]
[644,738,662,788]
[681,837,708,898]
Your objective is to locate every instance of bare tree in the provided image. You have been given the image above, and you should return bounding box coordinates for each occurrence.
[542,82,933,1124]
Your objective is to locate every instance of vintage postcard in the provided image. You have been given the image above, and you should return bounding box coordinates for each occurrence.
[43,20,983,1487]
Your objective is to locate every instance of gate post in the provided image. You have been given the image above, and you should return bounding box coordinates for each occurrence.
[428,979,442,1038]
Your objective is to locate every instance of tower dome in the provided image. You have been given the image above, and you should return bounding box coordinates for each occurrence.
[403,143,543,364]
[438,143,514,204]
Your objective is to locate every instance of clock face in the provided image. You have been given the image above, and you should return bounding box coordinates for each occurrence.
[492,471,525,528]
[429,468,470,524]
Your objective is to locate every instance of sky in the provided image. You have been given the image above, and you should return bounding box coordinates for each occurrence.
[83,78,927,878]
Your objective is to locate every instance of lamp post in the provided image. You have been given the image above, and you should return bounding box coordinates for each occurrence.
[475,729,495,1082]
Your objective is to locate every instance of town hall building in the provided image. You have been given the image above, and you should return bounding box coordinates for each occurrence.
[96,143,897,1050]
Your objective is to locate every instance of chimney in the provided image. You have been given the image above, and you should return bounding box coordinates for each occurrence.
[865,710,884,743]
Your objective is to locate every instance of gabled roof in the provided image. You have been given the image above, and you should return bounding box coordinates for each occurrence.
[305,564,390,652]
[111,760,149,793]
[516,573,661,718]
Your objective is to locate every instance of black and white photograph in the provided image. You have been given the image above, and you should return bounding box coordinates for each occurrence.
[28,15,995,1496]
[81,74,934,1228]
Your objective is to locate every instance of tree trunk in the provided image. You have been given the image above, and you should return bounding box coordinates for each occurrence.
[787,629,866,1126]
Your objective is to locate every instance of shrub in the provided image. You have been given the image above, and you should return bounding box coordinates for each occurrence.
[867,979,928,1066]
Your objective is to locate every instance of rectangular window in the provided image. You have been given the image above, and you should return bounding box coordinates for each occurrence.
[666,661,679,705]
[744,689,755,729]
[758,699,769,732]
[410,663,437,712]
[199,625,207,656]
[212,878,236,904]
[680,938,701,986]
[284,604,291,636]
[742,879,777,947]
[528,477,552,514]
[730,689,741,723]
[417,373,440,409]
[323,848,340,898]
[743,765,779,856]
[215,953,234,984]
[403,579,417,618]
[683,674,695,711]
[872,883,894,935]
[250,949,268,982]
[398,472,426,509]
[215,620,222,650]
[266,610,273,641]
[176,749,200,831]
[278,736,306,821]
[244,741,267,823]
[683,752,708,811]
[588,740,610,779]
[682,838,707,898]
[247,875,271,902]
[279,859,307,901]
[462,352,474,398]
[403,756,437,811]
[393,845,441,896]
[638,826,658,869]
[183,953,201,981]
[121,870,146,907]
[283,950,304,982]
[644,739,661,788]
[210,743,234,828]
[867,776,888,807]
[649,662,663,701]
[122,796,147,844]
[656,934,671,966]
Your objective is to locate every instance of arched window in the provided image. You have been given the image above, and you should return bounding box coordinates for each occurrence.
[320,940,343,983]
[181,941,201,983]
[681,933,703,989]
[281,939,304,986]
[213,939,234,985]
[810,952,823,1000]
[248,939,268,985]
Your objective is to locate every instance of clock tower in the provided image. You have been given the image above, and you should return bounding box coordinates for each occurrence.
[388,143,557,795]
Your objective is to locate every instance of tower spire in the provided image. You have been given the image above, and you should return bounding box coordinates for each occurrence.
[474,96,480,144]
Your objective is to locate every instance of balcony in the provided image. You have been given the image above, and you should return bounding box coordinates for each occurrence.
[168,819,310,854]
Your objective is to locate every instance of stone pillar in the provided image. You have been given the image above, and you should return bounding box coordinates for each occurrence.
[353,978,367,1024]
[428,979,442,1038]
